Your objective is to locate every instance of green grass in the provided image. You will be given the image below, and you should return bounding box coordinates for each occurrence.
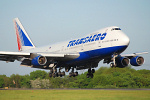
[0,89,150,100]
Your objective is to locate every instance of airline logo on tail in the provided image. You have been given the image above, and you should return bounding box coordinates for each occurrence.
[13,18,35,51]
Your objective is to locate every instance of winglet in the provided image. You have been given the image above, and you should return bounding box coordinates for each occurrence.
[13,18,35,51]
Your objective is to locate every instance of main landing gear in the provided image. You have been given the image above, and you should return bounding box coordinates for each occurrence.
[49,67,95,78]
[86,68,95,78]
[49,68,65,78]
[69,68,78,77]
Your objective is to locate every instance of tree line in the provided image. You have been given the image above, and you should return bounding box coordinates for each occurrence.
[0,66,150,89]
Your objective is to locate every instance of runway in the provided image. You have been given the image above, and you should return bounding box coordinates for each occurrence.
[1,88,150,100]
[1,88,150,90]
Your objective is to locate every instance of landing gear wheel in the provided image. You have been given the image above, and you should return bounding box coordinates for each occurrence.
[56,73,58,77]
[110,63,115,68]
[87,68,95,78]
[75,72,78,76]
[49,73,52,77]
[86,73,93,78]
[92,69,95,73]
[90,73,93,78]
[86,73,90,78]
[69,72,72,77]
[60,74,62,77]
[88,68,91,73]
[72,72,75,77]
[58,72,61,76]
[52,73,56,78]
[61,71,65,76]
[69,71,78,77]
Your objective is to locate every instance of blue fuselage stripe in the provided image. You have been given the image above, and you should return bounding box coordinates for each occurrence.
[67,45,127,64]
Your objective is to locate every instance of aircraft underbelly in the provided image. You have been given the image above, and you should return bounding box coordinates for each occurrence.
[66,45,127,65]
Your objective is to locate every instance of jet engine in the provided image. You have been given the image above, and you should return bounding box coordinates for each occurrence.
[31,55,47,66]
[116,57,129,68]
[130,56,144,66]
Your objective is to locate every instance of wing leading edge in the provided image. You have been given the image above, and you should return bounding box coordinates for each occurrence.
[0,51,79,64]
[121,52,148,58]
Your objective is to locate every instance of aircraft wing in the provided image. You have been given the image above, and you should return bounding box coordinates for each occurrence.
[121,52,148,58]
[0,51,30,62]
[103,52,148,64]
[0,51,80,62]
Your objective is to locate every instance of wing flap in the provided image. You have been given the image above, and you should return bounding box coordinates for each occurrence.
[39,53,79,58]
[38,53,65,57]
[0,55,15,62]
[0,51,30,62]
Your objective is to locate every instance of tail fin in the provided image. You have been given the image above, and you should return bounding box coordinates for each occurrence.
[13,18,35,51]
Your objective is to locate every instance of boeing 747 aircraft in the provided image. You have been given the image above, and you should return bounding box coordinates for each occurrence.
[0,18,148,78]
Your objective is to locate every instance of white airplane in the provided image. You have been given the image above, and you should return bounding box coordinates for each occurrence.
[0,18,148,78]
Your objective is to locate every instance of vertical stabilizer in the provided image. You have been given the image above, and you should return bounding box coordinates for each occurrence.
[13,18,35,51]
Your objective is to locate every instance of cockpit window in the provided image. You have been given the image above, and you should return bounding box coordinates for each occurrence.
[111,28,121,31]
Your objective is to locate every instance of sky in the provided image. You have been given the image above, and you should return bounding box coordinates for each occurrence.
[0,0,150,76]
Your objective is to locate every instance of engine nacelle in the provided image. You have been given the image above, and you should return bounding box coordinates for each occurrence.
[130,56,144,66]
[116,57,129,68]
[31,55,47,66]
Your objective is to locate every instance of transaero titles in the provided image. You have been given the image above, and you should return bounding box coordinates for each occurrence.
[67,33,107,47]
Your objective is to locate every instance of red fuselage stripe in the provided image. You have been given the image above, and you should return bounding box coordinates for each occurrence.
[14,22,22,51]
